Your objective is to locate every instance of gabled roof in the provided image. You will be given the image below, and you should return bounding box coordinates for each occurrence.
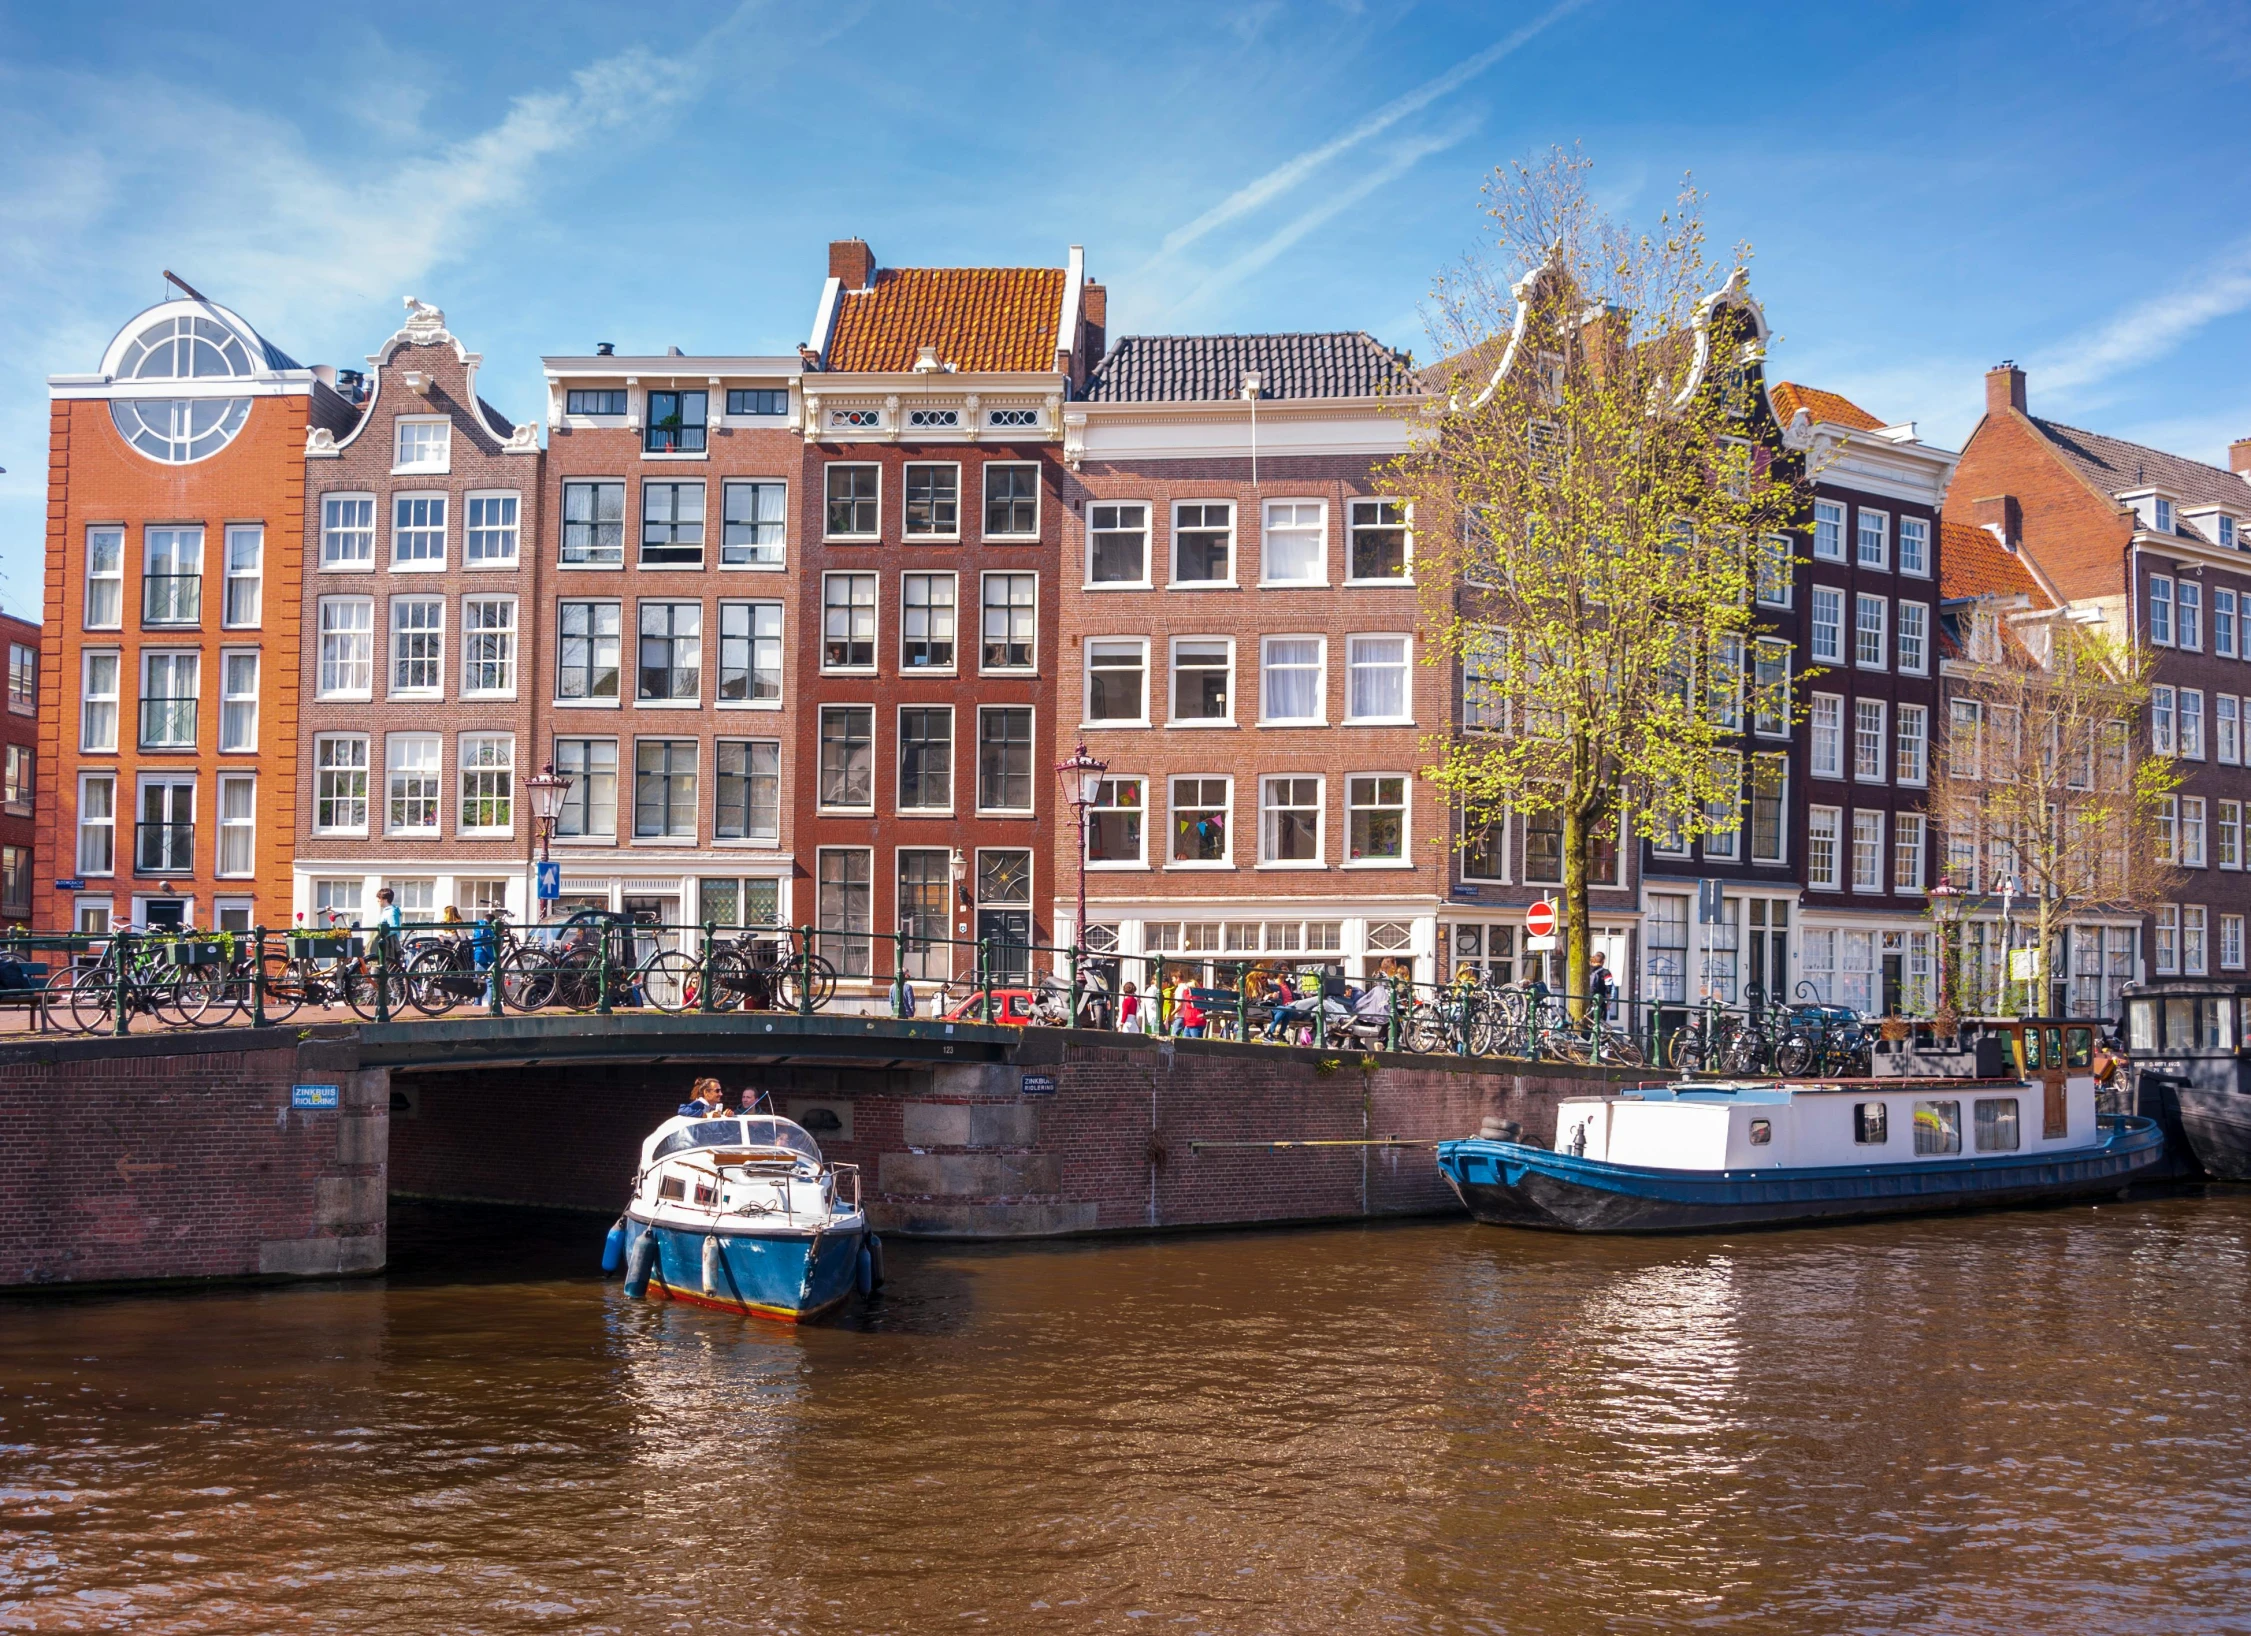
[2028,416,2251,524]
[1084,332,1415,404]
[1939,519,2052,607]
[1770,381,1882,432]
[824,267,1068,374]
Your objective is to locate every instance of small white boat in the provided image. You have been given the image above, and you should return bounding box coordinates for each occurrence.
[1439,1076,2166,1233]
[604,1113,880,1321]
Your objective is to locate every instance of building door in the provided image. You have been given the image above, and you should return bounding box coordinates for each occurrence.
[977,848,1033,984]
[1745,899,1790,1008]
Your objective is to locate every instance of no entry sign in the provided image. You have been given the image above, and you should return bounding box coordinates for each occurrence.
[1525,899,1558,939]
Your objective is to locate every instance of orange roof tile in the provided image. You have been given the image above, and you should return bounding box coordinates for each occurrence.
[1939,518,2052,606]
[1770,381,1883,433]
[825,266,1067,374]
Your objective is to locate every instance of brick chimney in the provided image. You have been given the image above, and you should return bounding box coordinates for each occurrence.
[2231,436,2251,479]
[1987,361,2027,416]
[829,238,874,292]
[1974,493,2023,549]
[1081,282,1107,368]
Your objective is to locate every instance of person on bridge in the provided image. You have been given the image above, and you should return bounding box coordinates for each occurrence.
[678,1078,727,1119]
[1587,951,1616,1024]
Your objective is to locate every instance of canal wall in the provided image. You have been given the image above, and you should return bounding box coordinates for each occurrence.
[389,1031,1646,1237]
[0,1028,387,1290]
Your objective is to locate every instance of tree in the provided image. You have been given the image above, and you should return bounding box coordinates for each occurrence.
[1391,149,1805,1009]
[1927,605,2181,1019]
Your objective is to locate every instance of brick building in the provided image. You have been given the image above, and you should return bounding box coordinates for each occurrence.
[1944,362,2251,1005]
[0,611,39,923]
[1059,331,1446,984]
[793,238,1100,990]
[40,291,356,934]
[297,299,543,926]
[534,341,804,932]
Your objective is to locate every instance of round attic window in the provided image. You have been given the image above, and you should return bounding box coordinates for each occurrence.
[118,315,254,380]
[109,396,251,463]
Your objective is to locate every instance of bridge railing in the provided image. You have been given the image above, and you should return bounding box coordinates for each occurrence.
[0,915,1895,1071]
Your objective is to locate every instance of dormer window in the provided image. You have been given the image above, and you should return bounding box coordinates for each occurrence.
[2226,516,2239,550]
[2156,497,2175,532]
[394,418,450,474]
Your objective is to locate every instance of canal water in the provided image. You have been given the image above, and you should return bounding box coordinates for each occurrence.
[3,1194,2249,1635]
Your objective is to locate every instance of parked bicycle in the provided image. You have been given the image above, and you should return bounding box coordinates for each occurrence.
[680,927,838,1013]
[47,927,230,1033]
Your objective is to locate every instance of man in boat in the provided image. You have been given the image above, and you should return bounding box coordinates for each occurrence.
[678,1077,727,1119]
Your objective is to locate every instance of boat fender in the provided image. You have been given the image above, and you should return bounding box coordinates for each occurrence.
[601,1218,627,1274]
[855,1243,873,1298]
[623,1229,657,1299]
[702,1231,721,1296]
[868,1233,885,1291]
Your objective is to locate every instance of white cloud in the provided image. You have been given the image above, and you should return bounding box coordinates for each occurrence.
[2032,237,2251,400]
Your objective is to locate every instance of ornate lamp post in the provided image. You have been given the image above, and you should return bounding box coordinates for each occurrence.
[1928,878,1961,1039]
[520,763,574,919]
[1055,743,1109,965]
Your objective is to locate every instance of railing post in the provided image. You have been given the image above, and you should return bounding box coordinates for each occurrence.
[112,929,131,1037]
[979,939,993,1021]
[597,922,614,1016]
[1387,979,1401,1053]
[1236,963,1248,1043]
[1456,985,1469,1057]
[251,926,268,1028]
[1068,945,1082,1030]
[487,923,506,1016]
[1315,980,1326,1051]
[797,925,813,1019]
[374,928,393,1024]
[699,920,717,1014]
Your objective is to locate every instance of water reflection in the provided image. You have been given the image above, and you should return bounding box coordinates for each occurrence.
[0,1196,2246,1633]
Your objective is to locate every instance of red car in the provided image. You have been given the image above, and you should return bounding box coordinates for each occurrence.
[939,988,1039,1025]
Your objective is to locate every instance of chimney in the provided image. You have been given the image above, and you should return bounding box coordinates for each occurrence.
[829,238,874,292]
[1081,281,1107,367]
[1987,360,2027,416]
[1975,493,2023,549]
[2231,436,2251,479]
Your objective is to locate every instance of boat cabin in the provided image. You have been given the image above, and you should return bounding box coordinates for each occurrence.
[635,1114,850,1223]
[2123,979,2251,1097]
[1554,1076,2100,1173]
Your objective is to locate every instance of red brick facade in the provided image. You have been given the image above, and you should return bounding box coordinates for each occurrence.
[0,612,39,922]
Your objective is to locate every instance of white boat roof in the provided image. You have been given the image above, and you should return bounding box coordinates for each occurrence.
[642,1113,822,1168]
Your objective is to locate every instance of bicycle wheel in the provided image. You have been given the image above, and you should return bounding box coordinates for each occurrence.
[1666,1029,1705,1071]
[640,950,699,1013]
[405,947,467,1016]
[1721,1029,1765,1075]
[1600,1030,1647,1069]
[1773,1035,1814,1077]
[159,965,227,1028]
[1402,1003,1445,1055]
[343,961,388,1022]
[776,954,839,1013]
[499,946,558,1012]
[1467,999,1503,1056]
[65,968,121,1033]
[255,954,306,1024]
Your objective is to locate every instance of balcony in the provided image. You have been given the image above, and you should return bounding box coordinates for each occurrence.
[135,822,195,875]
[644,422,706,454]
[139,698,198,750]
[143,575,202,626]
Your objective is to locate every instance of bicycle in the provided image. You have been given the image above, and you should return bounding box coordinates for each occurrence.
[255,915,392,1024]
[501,911,701,1013]
[402,909,529,1016]
[681,927,837,1013]
[48,928,228,1033]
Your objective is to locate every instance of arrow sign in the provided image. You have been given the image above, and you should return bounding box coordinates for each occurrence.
[1525,899,1558,939]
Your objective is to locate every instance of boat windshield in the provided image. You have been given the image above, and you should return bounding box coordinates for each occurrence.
[740,1116,823,1163]
[652,1118,747,1161]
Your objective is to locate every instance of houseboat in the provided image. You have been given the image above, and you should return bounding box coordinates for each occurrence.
[605,1113,880,1321]
[1437,1072,2165,1233]
[2124,980,2251,1182]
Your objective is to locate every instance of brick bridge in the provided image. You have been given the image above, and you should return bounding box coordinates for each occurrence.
[0,1015,1644,1292]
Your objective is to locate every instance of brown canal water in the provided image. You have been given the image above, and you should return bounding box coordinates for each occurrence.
[3,1193,2249,1635]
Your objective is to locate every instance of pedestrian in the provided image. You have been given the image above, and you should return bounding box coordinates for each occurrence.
[1117,981,1143,1033]
[1587,950,1616,1024]
[890,967,918,1018]
[1175,974,1205,1039]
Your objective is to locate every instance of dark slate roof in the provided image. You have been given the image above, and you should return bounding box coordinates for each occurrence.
[2032,416,2251,534]
[476,396,520,440]
[1084,332,1416,403]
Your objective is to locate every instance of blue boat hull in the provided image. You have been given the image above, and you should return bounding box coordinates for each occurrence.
[1437,1116,2170,1234]
[622,1214,863,1321]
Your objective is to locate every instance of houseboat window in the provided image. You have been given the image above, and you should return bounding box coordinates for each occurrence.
[2043,1027,2064,1067]
[1747,1119,1772,1146]
[658,1174,686,1201]
[2164,998,2194,1049]
[1973,1098,2020,1152]
[2200,998,2229,1050]
[652,1118,748,1160]
[1854,1102,1889,1144]
[2022,1029,2043,1071]
[694,1180,719,1206]
[2065,1028,2093,1069]
[1913,1100,1962,1155]
[2128,1001,2155,1051]
[2241,998,2251,1048]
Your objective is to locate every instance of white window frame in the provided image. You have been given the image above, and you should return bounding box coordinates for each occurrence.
[2181,687,2206,760]
[1260,635,1327,727]
[1810,692,1844,779]
[1166,773,1234,869]
[1854,697,1889,783]
[313,734,370,836]
[1856,507,1890,570]
[77,771,117,877]
[1897,600,1929,675]
[385,733,443,838]
[2178,578,2204,652]
[901,461,964,541]
[1344,633,1412,725]
[2185,903,2209,976]
[1810,586,1843,663]
[215,773,257,879]
[392,416,452,475]
[1898,515,1930,578]
[221,524,262,629]
[1168,636,1235,728]
[899,571,960,676]
[721,478,789,570]
[1854,593,1889,671]
[2220,694,2241,767]
[1258,773,1326,869]
[895,703,956,815]
[823,462,882,542]
[1170,499,1236,589]
[461,596,519,699]
[320,493,376,570]
[1085,775,1148,869]
[555,599,623,706]
[980,460,1041,542]
[2152,684,2176,756]
[1085,638,1151,728]
[219,647,259,754]
[1813,499,1846,563]
[1896,703,1929,787]
[84,525,124,629]
[717,598,785,709]
[1086,500,1152,589]
[2220,588,2240,659]
[457,731,516,837]
[1894,812,1926,895]
[464,491,521,567]
[1259,498,1328,587]
[2149,574,2175,646]
[1807,805,1842,892]
[80,648,120,754]
[1345,498,1412,584]
[978,571,1038,675]
[1850,809,1886,895]
[1755,533,1793,608]
[1343,773,1410,868]
[974,705,1038,816]
[317,596,375,700]
[390,491,448,572]
[820,572,878,675]
[2183,796,2209,868]
[388,595,445,700]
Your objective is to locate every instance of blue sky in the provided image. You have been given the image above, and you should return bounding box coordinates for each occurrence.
[2,0,2248,622]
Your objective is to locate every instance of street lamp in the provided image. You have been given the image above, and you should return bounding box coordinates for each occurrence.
[1055,743,1109,965]
[520,763,574,917]
[1928,878,1961,1039]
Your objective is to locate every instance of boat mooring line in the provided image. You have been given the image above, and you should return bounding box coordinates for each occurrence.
[1189,1138,1437,1153]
